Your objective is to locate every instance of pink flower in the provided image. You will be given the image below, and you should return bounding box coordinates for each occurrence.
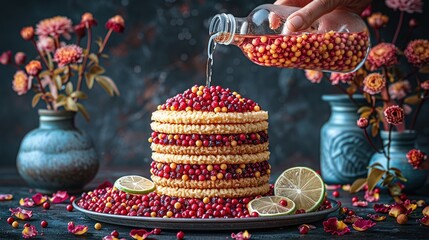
[0,51,12,65]
[15,52,26,65]
[21,26,35,40]
[404,39,429,67]
[384,105,404,125]
[367,13,389,28]
[53,45,83,67]
[106,15,125,33]
[22,224,38,239]
[363,73,386,95]
[37,36,56,52]
[25,60,42,76]
[357,118,369,129]
[305,70,323,83]
[385,0,423,13]
[36,16,73,39]
[330,72,356,85]
[421,80,429,90]
[12,70,31,95]
[366,43,398,70]
[323,217,350,236]
[406,149,427,169]
[352,219,376,232]
[388,80,411,100]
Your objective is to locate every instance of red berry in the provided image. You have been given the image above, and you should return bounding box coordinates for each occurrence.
[111,230,119,238]
[41,220,48,228]
[43,201,50,210]
[70,196,76,202]
[373,188,380,194]
[400,193,408,202]
[24,223,30,228]
[66,204,74,212]
[299,225,309,234]
[351,196,359,203]
[250,212,259,217]
[279,199,288,207]
[7,217,14,225]
[153,228,161,235]
[332,191,340,198]
[347,210,355,216]
[176,231,185,240]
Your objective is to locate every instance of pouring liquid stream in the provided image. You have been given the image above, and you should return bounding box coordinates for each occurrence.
[206,34,218,88]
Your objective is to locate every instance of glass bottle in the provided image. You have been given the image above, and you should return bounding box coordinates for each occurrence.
[208,4,370,73]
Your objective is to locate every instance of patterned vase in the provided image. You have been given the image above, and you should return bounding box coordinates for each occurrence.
[320,95,375,184]
[17,109,99,193]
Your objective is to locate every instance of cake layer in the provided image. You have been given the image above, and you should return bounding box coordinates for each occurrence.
[151,151,270,164]
[151,110,268,124]
[155,183,271,198]
[151,175,270,189]
[151,142,269,155]
[150,121,268,134]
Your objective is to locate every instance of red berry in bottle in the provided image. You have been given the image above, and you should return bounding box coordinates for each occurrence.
[7,217,14,225]
[153,228,162,235]
[66,204,74,212]
[176,231,185,240]
[332,191,340,198]
[43,201,50,210]
[41,220,48,228]
[111,230,119,238]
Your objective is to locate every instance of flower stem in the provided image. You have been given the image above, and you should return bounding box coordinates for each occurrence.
[77,25,92,92]
[363,129,383,154]
[386,124,393,170]
[35,75,52,109]
[31,40,50,70]
[374,28,380,43]
[98,29,113,56]
[410,90,427,130]
[392,11,404,45]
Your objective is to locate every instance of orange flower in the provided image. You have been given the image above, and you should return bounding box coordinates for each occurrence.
[404,39,429,67]
[25,60,42,76]
[12,70,31,95]
[20,26,35,40]
[81,12,97,27]
[53,45,83,67]
[106,15,125,33]
[363,73,385,95]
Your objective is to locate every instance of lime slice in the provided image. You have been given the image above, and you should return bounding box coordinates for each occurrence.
[247,196,296,217]
[274,167,325,212]
[113,175,155,195]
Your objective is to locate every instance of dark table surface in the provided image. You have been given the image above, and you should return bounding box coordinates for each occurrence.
[1,167,429,240]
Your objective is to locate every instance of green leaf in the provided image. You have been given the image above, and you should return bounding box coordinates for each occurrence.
[404,95,421,105]
[371,122,379,137]
[367,168,386,191]
[54,75,62,89]
[89,65,105,75]
[88,53,99,65]
[32,93,43,108]
[85,73,95,89]
[419,65,429,74]
[70,91,88,99]
[53,67,67,75]
[66,82,73,96]
[95,75,120,96]
[360,111,372,119]
[350,178,367,193]
[39,70,50,78]
[358,106,371,114]
[77,103,90,122]
[66,97,78,111]
[382,174,394,186]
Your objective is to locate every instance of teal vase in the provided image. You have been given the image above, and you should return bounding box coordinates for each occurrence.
[369,130,428,192]
[320,95,375,184]
[17,110,99,193]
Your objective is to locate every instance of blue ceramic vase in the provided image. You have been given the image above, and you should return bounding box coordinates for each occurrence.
[321,95,375,184]
[369,130,428,192]
[17,110,99,193]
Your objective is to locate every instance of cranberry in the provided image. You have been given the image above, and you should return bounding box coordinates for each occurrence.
[153,228,161,235]
[347,210,355,216]
[66,204,74,212]
[399,193,408,202]
[41,220,48,228]
[279,199,288,207]
[7,217,14,225]
[43,201,51,210]
[24,223,30,228]
[332,191,340,198]
[299,225,309,234]
[373,188,380,194]
[351,196,359,203]
[70,196,76,202]
[176,231,185,239]
[111,230,119,238]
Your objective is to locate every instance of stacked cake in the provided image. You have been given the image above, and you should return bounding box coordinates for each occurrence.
[149,85,270,198]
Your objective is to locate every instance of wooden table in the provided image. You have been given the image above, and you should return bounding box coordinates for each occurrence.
[1,167,428,239]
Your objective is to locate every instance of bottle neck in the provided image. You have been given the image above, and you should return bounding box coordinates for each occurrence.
[209,13,239,45]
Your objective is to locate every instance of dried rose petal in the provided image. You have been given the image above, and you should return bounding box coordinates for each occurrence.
[323,217,350,236]
[9,207,33,220]
[353,200,369,207]
[423,206,429,217]
[326,185,342,190]
[130,229,154,240]
[343,215,363,224]
[403,200,417,211]
[67,222,88,235]
[102,235,127,240]
[419,216,429,226]
[231,230,251,240]
[374,204,391,213]
[22,224,38,239]
[97,180,114,189]
[32,193,48,205]
[367,214,387,221]
[364,190,380,202]
[19,198,35,207]
[389,204,407,218]
[352,219,376,232]
[50,191,69,203]
[0,194,13,201]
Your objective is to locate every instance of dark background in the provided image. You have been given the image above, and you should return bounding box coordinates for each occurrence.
[1,0,428,179]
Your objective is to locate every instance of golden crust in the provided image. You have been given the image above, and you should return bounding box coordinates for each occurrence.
[150,121,268,134]
[151,110,268,124]
[151,142,269,155]
[151,175,269,189]
[155,183,271,198]
[151,151,270,164]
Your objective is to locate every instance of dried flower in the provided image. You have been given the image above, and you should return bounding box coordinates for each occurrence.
[352,219,376,232]
[367,13,389,28]
[384,105,404,125]
[0,194,13,201]
[421,80,429,90]
[74,23,86,38]
[330,72,356,85]
[54,45,83,67]
[129,229,154,240]
[389,80,411,100]
[374,204,391,213]
[14,52,26,65]
[106,15,125,33]
[343,215,363,224]
[9,207,33,220]
[20,26,35,40]
[36,16,73,39]
[366,43,398,70]
[385,0,423,13]
[37,36,56,52]
[353,200,369,207]
[12,70,31,95]
[0,51,12,65]
[357,118,369,129]
[49,190,69,203]
[19,197,35,207]
[32,193,48,205]
[423,206,429,216]
[404,39,429,67]
[364,190,380,202]
[323,217,350,236]
[231,230,251,240]
[406,149,427,169]
[81,12,97,27]
[304,70,323,83]
[22,224,38,239]
[419,216,429,226]
[25,60,42,76]
[389,204,407,217]
[367,214,386,221]
[68,221,88,235]
[363,73,386,95]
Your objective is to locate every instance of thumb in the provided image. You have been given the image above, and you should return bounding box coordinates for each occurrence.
[286,0,339,32]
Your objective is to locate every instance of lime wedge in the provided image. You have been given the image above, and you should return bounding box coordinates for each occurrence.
[274,167,325,212]
[247,196,296,217]
[113,175,155,195]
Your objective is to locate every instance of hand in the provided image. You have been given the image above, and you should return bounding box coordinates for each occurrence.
[274,0,372,32]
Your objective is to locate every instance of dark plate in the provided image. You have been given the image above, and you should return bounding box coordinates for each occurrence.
[73,198,339,230]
